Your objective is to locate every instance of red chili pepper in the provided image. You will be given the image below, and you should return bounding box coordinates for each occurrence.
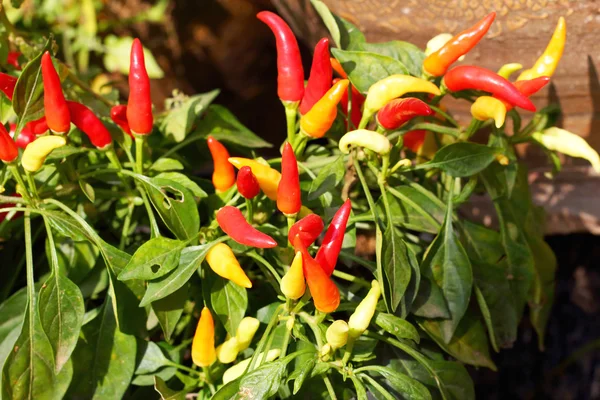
[127,39,153,135]
[0,73,16,100]
[377,98,433,130]
[294,236,340,313]
[444,66,536,111]
[403,130,427,153]
[0,123,18,163]
[41,52,71,134]
[330,57,347,78]
[277,142,301,216]
[67,101,112,149]
[236,166,260,199]
[216,206,277,248]
[335,78,365,130]
[257,11,304,103]
[27,117,49,135]
[315,199,352,276]
[423,12,496,77]
[110,105,132,137]
[288,214,324,248]
[7,52,21,70]
[207,136,235,192]
[299,38,332,114]
[499,76,550,111]
[10,123,34,149]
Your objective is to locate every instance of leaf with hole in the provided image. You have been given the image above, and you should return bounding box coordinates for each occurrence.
[119,237,186,281]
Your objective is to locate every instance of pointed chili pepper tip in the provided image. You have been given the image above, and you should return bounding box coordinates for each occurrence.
[216,205,277,248]
[277,142,301,216]
[127,38,153,135]
[208,136,236,192]
[41,51,71,134]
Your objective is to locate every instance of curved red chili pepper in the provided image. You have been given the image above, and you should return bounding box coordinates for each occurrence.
[500,76,550,111]
[377,98,433,130]
[277,142,301,216]
[110,105,132,137]
[257,11,304,103]
[403,130,427,153]
[294,235,340,313]
[216,206,277,248]
[236,166,260,199]
[7,52,21,70]
[0,73,16,100]
[423,12,496,77]
[207,136,236,192]
[0,123,18,163]
[27,117,49,135]
[41,52,71,134]
[444,66,536,111]
[315,199,352,276]
[288,214,324,248]
[127,39,153,135]
[9,123,35,149]
[335,78,365,130]
[299,38,332,114]
[67,101,112,149]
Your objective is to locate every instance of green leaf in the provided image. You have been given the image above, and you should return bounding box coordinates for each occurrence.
[211,279,248,337]
[141,176,200,241]
[378,224,412,313]
[152,285,188,341]
[310,0,341,48]
[374,313,420,343]
[420,183,472,342]
[308,155,345,201]
[331,48,409,93]
[151,158,184,172]
[212,379,240,400]
[363,41,425,77]
[290,357,316,394]
[140,241,220,306]
[422,143,499,177]
[160,91,219,143]
[103,35,164,78]
[238,359,287,399]
[38,272,85,373]
[67,295,136,399]
[359,366,431,400]
[153,376,186,400]
[429,360,474,400]
[154,172,208,198]
[411,277,450,319]
[135,341,171,375]
[418,313,497,370]
[78,180,96,202]
[0,286,28,345]
[379,189,443,234]
[190,104,272,148]
[119,237,186,281]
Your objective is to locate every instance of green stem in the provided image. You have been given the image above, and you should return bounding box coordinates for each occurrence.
[247,252,282,284]
[463,118,483,139]
[119,201,135,250]
[409,122,460,138]
[298,311,324,349]
[23,211,35,340]
[248,305,283,371]
[280,316,294,358]
[135,135,146,174]
[428,105,460,128]
[332,270,370,288]
[284,103,298,145]
[323,376,338,400]
[25,172,39,200]
[8,165,31,202]
[0,194,27,204]
[66,67,114,107]
[166,361,201,376]
[245,198,254,224]
[341,337,355,365]
[352,158,379,227]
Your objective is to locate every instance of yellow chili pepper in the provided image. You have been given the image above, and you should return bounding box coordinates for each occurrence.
[348,280,381,339]
[21,135,67,172]
[326,320,349,350]
[339,129,391,155]
[280,251,305,300]
[361,75,441,128]
[205,243,252,288]
[228,157,281,200]
[222,349,281,384]
[533,127,600,173]
[192,307,216,367]
[236,317,260,351]
[470,96,507,128]
[216,336,240,364]
[517,17,566,81]
[497,63,523,80]
[300,79,349,138]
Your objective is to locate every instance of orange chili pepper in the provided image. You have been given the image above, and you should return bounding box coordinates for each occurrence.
[300,79,349,138]
[207,136,235,192]
[192,307,217,367]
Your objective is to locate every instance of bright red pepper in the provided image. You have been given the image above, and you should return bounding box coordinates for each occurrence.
[498,76,550,111]
[67,101,112,149]
[277,142,301,216]
[294,236,340,313]
[334,78,365,130]
[110,105,132,137]
[403,130,427,153]
[299,38,332,114]
[236,166,260,199]
[377,98,433,130]
[216,206,277,248]
[42,52,71,134]
[315,199,352,276]
[7,52,21,70]
[207,136,235,192]
[127,39,153,135]
[10,123,34,149]
[288,214,324,248]
[27,117,49,135]
[423,12,496,77]
[444,66,536,111]
[0,123,18,163]
[0,73,17,100]
[257,11,304,103]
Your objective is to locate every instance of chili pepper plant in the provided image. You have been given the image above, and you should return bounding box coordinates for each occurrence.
[0,2,597,400]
